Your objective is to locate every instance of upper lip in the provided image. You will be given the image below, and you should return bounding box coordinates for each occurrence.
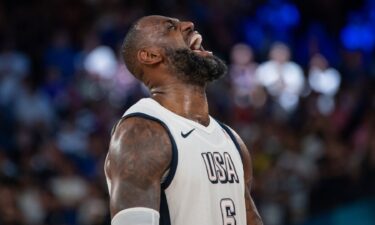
[187,31,202,50]
[185,29,195,45]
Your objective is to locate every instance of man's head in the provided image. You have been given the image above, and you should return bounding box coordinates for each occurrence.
[269,42,290,64]
[121,15,227,86]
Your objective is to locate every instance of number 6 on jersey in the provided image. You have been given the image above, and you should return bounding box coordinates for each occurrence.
[220,198,236,225]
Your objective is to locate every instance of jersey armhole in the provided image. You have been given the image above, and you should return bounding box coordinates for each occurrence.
[122,112,178,190]
[216,121,243,162]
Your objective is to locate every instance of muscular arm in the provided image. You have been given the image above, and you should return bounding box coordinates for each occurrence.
[105,117,171,217]
[232,131,263,225]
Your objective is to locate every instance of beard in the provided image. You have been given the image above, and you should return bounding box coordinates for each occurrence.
[165,48,228,86]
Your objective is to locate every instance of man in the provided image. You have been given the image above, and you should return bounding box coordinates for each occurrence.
[104,15,263,225]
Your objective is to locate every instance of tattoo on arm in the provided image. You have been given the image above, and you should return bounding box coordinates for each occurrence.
[106,117,171,217]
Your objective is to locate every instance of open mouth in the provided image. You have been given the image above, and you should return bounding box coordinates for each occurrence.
[188,32,213,56]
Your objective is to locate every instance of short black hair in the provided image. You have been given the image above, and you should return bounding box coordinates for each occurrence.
[121,20,143,79]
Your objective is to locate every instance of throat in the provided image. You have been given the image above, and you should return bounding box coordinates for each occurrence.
[150,84,210,126]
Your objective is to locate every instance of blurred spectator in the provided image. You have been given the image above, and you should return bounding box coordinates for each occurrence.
[13,78,55,129]
[256,42,305,113]
[77,185,108,225]
[56,120,88,156]
[49,163,88,207]
[0,184,25,225]
[0,42,30,106]
[18,176,45,225]
[308,54,341,115]
[229,43,267,109]
[0,41,30,79]
[44,31,76,82]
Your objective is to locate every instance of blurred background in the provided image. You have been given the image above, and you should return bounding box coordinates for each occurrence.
[0,0,374,225]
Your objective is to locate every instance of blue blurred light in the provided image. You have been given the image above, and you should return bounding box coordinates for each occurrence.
[280,4,300,27]
[340,23,375,52]
[256,2,300,29]
[244,20,265,51]
[369,9,375,25]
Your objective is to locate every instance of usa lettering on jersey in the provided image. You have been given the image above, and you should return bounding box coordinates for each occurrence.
[201,152,239,184]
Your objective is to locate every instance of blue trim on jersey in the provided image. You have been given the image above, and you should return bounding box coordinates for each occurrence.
[159,190,172,225]
[216,122,243,161]
[123,112,178,190]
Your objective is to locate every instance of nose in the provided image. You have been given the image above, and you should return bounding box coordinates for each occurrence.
[180,21,194,33]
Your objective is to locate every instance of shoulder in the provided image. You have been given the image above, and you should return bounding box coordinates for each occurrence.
[225,126,252,183]
[108,116,172,179]
[111,116,169,141]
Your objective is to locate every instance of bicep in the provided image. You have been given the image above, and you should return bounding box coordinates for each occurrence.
[230,128,263,224]
[107,117,171,217]
[229,127,252,185]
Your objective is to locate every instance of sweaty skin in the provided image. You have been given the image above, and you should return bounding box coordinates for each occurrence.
[105,15,263,225]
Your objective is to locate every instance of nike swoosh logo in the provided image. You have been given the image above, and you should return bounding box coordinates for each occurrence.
[181,128,195,138]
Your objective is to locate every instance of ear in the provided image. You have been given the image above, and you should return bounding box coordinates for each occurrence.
[137,47,163,65]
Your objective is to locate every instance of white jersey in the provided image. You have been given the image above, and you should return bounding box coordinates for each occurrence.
[107,98,247,225]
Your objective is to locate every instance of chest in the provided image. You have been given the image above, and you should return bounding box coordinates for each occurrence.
[171,127,244,187]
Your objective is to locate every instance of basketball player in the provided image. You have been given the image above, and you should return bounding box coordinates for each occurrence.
[104,15,263,225]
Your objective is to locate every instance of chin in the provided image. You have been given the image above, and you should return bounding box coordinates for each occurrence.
[165,47,227,86]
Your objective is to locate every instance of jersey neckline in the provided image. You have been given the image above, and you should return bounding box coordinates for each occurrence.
[144,98,216,133]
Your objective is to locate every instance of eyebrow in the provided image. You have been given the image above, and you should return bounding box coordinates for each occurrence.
[163,19,179,25]
[159,18,180,34]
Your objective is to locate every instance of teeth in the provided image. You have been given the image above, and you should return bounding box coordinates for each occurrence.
[194,36,202,50]
[189,33,202,50]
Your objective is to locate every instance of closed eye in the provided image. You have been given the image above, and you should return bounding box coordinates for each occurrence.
[165,20,177,31]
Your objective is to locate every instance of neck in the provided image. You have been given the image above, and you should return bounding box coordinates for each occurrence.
[150,82,210,126]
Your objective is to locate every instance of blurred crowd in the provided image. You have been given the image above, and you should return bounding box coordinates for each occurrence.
[0,0,374,225]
